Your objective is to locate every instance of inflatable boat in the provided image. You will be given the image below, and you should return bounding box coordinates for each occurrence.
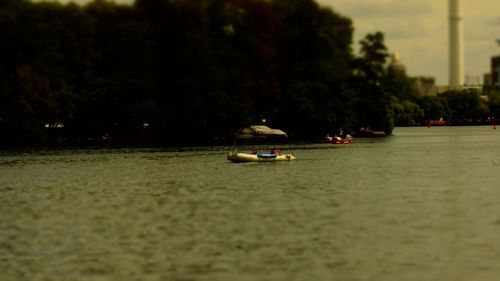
[227,125,296,163]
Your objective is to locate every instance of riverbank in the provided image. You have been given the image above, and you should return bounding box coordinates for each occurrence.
[2,122,498,149]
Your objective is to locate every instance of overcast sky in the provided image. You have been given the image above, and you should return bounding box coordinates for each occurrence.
[49,0,500,85]
[317,0,500,85]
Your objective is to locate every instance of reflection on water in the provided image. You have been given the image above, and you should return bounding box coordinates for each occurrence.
[2,126,500,281]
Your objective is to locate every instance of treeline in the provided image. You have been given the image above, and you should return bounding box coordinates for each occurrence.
[395,88,500,127]
[0,0,494,146]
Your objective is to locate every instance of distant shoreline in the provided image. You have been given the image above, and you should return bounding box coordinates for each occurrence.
[1,123,497,149]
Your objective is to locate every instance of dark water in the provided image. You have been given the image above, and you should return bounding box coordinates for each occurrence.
[2,126,500,281]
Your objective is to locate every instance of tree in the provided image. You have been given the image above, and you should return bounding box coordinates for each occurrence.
[488,90,500,119]
[0,0,405,145]
[391,97,424,126]
[352,32,394,134]
[439,90,487,121]
[270,0,354,136]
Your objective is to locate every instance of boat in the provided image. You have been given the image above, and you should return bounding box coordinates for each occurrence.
[324,134,354,144]
[356,128,386,137]
[227,125,296,163]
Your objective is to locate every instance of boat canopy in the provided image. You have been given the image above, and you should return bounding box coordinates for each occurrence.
[239,125,288,138]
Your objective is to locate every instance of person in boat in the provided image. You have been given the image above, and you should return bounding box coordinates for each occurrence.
[345,134,353,143]
[325,134,333,142]
[333,134,342,143]
[270,148,281,155]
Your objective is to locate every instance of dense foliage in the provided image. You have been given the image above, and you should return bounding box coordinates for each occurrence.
[0,0,493,145]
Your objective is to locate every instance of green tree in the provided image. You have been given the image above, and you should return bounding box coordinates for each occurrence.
[352,32,394,134]
[270,0,354,136]
[488,91,500,119]
[0,0,404,145]
[417,95,451,121]
[391,97,424,126]
[439,90,487,121]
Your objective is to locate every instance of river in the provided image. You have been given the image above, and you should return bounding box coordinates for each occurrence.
[1,126,500,281]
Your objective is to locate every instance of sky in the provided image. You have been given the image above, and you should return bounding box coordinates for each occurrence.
[317,0,500,85]
[43,0,500,85]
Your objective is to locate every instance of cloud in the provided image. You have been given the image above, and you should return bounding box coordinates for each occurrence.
[386,24,427,40]
[320,0,433,19]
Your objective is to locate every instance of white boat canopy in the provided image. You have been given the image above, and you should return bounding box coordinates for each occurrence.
[239,125,288,138]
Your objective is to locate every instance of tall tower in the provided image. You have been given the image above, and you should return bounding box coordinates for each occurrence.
[449,0,464,88]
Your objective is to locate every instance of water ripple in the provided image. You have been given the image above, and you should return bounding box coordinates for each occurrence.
[2,127,500,280]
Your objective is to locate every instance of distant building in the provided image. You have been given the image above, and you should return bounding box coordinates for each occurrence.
[492,55,500,86]
[388,52,406,74]
[387,52,439,96]
[436,85,450,94]
[465,75,481,86]
[483,40,500,95]
[412,76,438,96]
[484,73,492,86]
[386,52,447,96]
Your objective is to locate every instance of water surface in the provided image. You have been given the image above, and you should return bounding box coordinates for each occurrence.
[2,126,500,281]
